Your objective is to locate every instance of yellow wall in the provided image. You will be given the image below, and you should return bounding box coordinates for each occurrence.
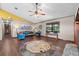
[0,9,33,24]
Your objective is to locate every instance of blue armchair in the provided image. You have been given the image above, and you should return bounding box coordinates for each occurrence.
[17,33,25,40]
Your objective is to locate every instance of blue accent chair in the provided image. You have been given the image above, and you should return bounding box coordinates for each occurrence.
[17,33,26,40]
[23,31,30,36]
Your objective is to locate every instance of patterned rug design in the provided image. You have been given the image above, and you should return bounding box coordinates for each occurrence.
[18,40,62,56]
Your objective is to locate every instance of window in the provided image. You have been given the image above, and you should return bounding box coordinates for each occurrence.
[46,22,60,33]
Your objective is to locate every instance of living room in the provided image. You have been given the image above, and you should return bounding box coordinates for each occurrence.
[0,3,79,56]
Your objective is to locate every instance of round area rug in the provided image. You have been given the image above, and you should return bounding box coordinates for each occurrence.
[26,40,51,53]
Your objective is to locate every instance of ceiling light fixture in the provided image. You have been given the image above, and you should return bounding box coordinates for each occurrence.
[28,3,45,16]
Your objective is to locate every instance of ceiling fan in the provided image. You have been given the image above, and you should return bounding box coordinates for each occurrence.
[28,3,46,16]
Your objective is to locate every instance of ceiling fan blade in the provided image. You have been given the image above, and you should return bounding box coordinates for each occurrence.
[41,13,45,15]
[39,13,45,15]
[37,11,45,15]
[28,11,33,12]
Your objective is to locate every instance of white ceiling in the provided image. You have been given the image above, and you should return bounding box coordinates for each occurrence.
[0,3,79,23]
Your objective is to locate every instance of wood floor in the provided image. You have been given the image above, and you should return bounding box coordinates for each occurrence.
[0,35,21,56]
[0,34,73,56]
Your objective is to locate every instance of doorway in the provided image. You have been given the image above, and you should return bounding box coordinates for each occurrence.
[4,23,11,35]
[3,19,12,37]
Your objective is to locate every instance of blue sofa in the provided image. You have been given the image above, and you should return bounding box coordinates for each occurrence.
[23,31,30,36]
